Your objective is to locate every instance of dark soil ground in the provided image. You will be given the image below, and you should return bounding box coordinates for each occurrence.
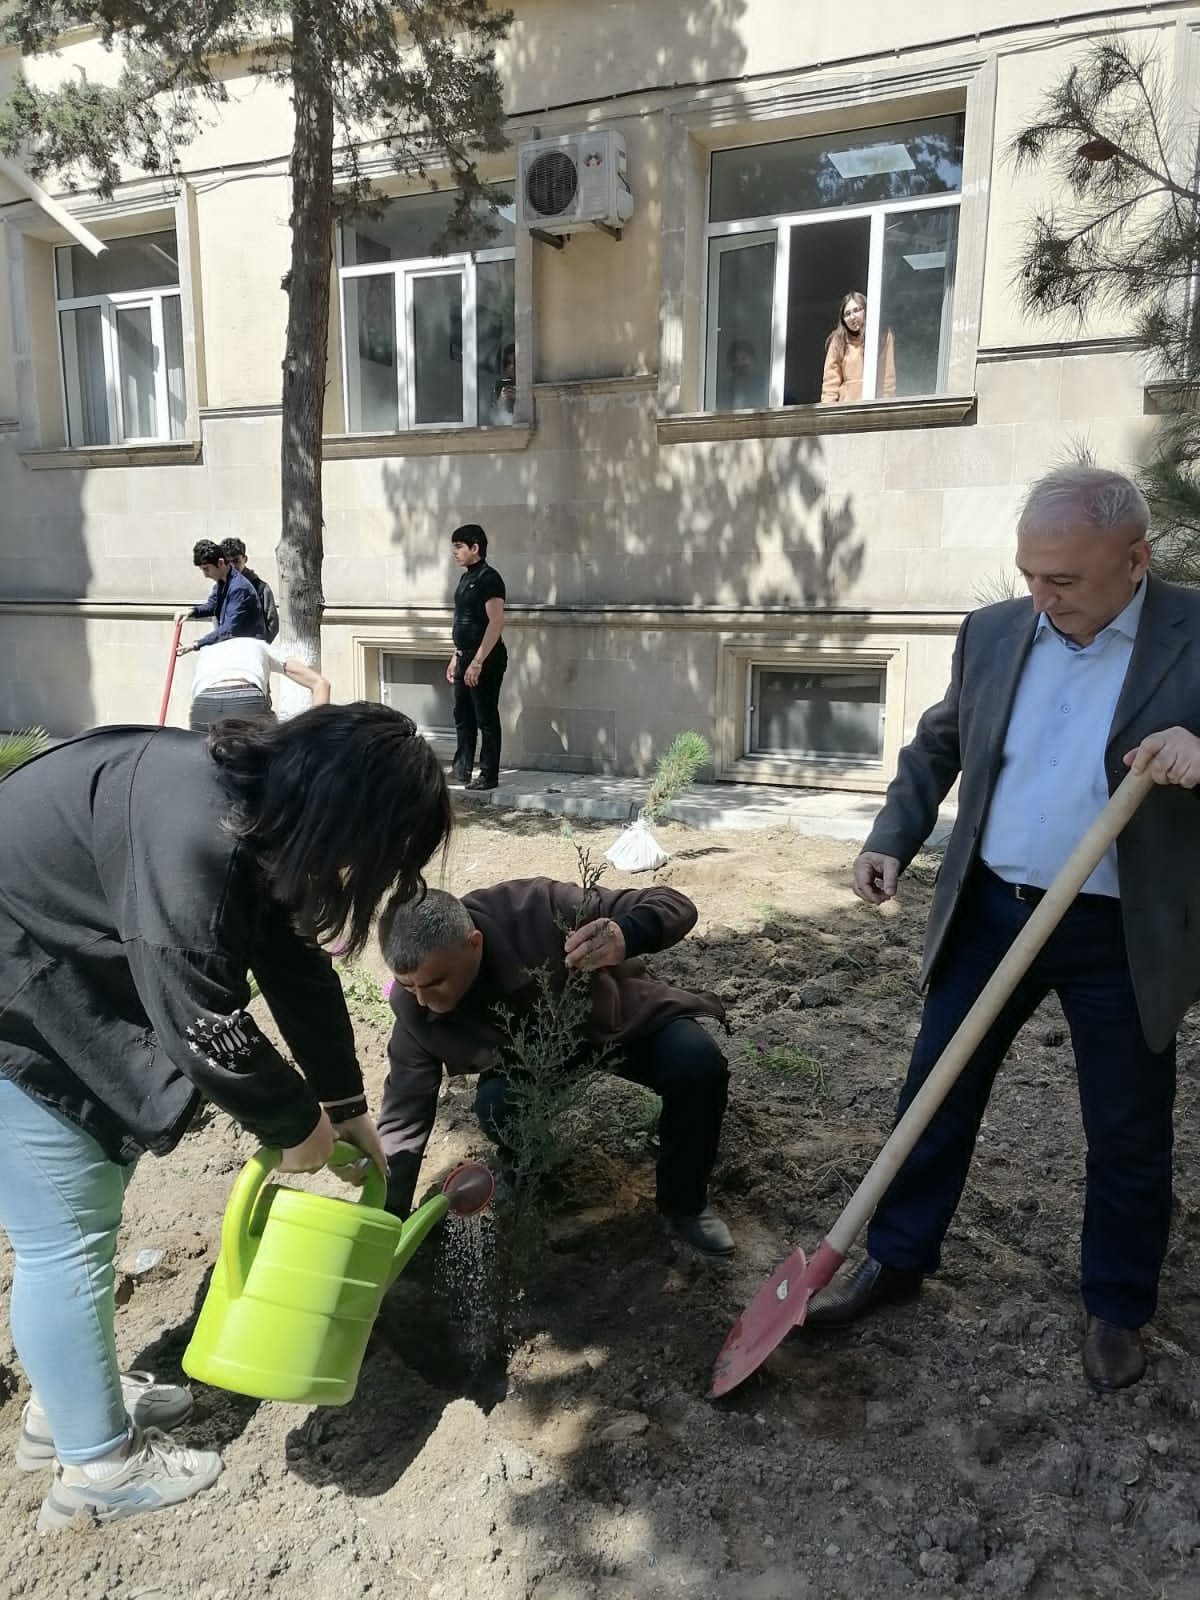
[1,809,1198,1599]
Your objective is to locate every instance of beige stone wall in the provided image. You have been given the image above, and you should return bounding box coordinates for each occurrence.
[0,3,1188,789]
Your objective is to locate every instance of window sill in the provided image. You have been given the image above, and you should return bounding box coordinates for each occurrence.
[722,754,889,794]
[1143,382,1199,415]
[323,424,534,460]
[656,394,976,445]
[21,441,202,470]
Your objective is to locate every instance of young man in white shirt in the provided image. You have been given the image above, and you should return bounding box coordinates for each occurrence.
[189,638,329,731]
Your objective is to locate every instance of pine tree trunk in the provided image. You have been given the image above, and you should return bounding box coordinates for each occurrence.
[275,3,335,711]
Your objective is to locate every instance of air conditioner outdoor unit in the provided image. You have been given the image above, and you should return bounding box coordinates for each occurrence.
[518,130,634,240]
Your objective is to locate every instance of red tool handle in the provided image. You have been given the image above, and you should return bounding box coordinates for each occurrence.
[158,618,184,727]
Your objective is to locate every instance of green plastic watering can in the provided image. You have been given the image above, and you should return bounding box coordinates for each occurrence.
[183,1143,493,1406]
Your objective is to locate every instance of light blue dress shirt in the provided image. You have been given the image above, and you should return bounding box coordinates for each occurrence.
[979,581,1147,897]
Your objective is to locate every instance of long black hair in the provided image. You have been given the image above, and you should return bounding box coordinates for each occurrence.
[208,702,452,959]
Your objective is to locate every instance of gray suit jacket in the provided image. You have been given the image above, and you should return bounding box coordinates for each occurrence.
[865,575,1200,1052]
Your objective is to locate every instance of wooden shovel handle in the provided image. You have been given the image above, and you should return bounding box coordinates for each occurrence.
[826,767,1154,1256]
[158,618,184,727]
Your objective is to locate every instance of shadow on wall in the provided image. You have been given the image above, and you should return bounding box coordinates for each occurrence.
[0,431,95,737]
[501,0,751,112]
[362,0,873,775]
[379,392,864,775]
[339,0,876,778]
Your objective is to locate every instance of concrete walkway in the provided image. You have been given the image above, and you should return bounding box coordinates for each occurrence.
[456,768,956,847]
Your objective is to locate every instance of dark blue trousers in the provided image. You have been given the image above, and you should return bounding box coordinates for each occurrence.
[475,1016,729,1215]
[867,867,1176,1327]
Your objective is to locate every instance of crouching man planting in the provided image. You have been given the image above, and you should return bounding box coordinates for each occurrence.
[378,879,735,1256]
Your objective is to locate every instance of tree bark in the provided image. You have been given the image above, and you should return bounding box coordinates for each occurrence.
[276,2,335,708]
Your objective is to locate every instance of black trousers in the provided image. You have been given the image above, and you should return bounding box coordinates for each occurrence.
[474,1015,729,1215]
[189,687,272,732]
[452,645,506,782]
[868,866,1176,1327]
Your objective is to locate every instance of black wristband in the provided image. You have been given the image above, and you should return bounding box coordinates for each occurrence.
[325,1096,368,1125]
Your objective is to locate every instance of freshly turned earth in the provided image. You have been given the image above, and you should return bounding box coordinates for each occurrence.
[2,810,1198,1599]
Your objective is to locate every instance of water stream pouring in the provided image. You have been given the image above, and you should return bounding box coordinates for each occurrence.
[183,1145,494,1405]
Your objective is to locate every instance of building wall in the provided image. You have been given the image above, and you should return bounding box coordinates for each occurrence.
[0,3,1186,787]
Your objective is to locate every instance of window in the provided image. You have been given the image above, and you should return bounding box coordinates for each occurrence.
[705,114,963,411]
[55,231,186,446]
[747,664,885,764]
[339,190,516,432]
[380,653,455,736]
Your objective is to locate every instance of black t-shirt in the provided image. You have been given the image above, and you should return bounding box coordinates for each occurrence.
[452,559,506,653]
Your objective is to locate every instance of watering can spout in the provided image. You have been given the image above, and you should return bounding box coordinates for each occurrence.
[387,1161,495,1287]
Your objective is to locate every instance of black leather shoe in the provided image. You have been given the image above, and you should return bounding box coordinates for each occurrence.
[465,775,498,792]
[805,1255,924,1327]
[1083,1317,1146,1392]
[665,1208,735,1257]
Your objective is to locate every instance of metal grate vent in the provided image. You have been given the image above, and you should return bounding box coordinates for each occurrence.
[525,150,579,218]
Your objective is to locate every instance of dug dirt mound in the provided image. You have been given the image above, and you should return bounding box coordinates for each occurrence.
[1,818,1198,1598]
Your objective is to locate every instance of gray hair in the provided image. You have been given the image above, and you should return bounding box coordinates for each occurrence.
[378,888,474,974]
[1018,465,1149,540]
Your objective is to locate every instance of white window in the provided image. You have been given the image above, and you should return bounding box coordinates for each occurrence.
[746,664,885,765]
[55,230,186,446]
[339,189,516,433]
[705,114,963,411]
[380,653,455,737]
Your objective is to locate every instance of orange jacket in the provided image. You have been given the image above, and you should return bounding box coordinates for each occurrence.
[820,329,896,403]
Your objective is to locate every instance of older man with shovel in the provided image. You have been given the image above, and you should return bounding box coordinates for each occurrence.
[805,465,1200,1392]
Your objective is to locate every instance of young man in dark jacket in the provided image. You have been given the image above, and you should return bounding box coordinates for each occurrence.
[175,538,265,653]
[220,537,280,644]
[378,879,734,1256]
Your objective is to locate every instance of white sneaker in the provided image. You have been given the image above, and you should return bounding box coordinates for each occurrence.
[16,1372,195,1471]
[37,1426,222,1532]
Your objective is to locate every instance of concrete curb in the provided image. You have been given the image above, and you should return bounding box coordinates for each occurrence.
[453,769,956,848]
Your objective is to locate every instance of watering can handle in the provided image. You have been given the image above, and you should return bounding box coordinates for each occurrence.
[220,1141,388,1300]
[328,1141,388,1209]
[826,766,1155,1257]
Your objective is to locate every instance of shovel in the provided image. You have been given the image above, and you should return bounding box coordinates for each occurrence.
[710,767,1154,1399]
[158,618,184,727]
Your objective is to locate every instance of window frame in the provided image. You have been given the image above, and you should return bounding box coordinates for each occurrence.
[53,235,184,447]
[744,659,887,767]
[378,647,457,739]
[702,160,963,412]
[336,221,515,435]
[715,632,912,792]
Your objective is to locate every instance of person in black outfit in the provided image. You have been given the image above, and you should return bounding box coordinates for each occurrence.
[220,537,280,644]
[446,524,507,791]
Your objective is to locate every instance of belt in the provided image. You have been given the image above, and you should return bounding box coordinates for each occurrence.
[980,865,1118,911]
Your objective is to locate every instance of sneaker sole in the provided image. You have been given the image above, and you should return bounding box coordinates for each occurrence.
[36,1458,221,1533]
[16,1394,196,1473]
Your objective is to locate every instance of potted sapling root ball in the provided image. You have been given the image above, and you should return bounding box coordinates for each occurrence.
[606,732,710,873]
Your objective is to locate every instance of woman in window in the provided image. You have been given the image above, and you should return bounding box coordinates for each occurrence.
[0,704,451,1532]
[820,291,896,404]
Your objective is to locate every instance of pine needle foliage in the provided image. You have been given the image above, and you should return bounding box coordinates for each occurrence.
[491,836,613,1308]
[0,727,49,778]
[642,731,710,823]
[1010,39,1200,578]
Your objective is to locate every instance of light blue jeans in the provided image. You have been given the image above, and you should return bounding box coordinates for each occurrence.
[0,1075,134,1463]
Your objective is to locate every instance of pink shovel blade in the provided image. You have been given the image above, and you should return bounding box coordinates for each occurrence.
[709,1239,844,1398]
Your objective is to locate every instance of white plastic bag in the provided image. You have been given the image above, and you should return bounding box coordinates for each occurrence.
[605,815,668,873]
